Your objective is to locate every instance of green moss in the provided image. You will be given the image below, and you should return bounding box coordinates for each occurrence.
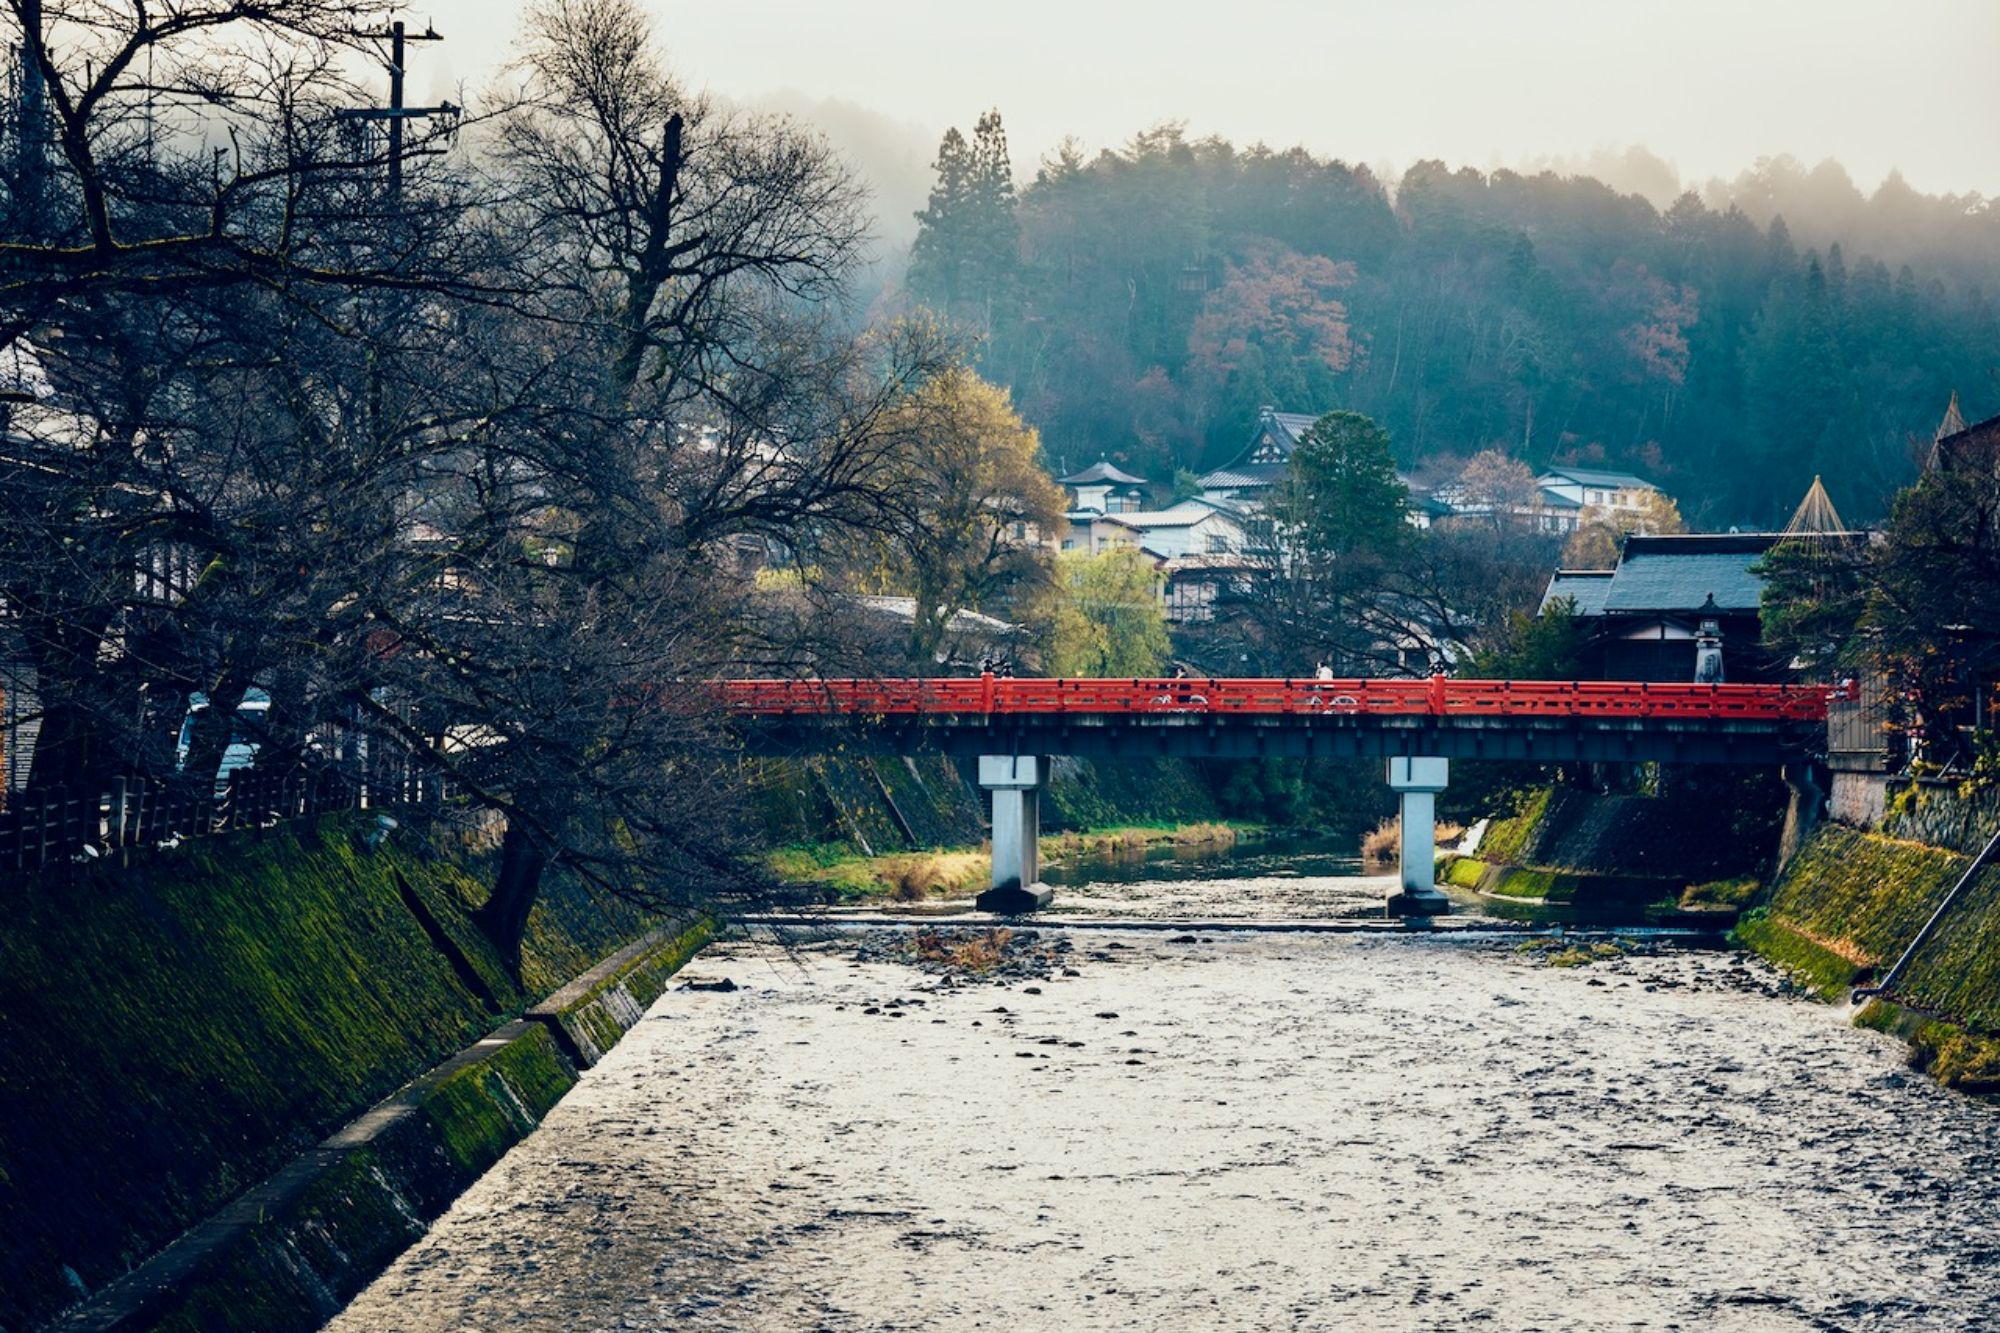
[1516,937,1625,968]
[0,816,674,1330]
[1441,855,1488,889]
[1747,824,2000,1022]
[1732,909,1863,1000]
[420,1028,575,1175]
[1856,999,2000,1093]
[1680,878,1760,911]
[1478,787,1551,864]
[144,1027,586,1333]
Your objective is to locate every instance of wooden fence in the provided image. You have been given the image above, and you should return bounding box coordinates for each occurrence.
[0,766,440,875]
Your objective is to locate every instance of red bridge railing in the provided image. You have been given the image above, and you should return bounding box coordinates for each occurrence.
[720,676,1834,723]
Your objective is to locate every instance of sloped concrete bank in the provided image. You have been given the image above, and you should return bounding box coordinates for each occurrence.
[61,923,713,1333]
[1739,819,2000,1093]
[1458,776,2000,1092]
[1444,775,1785,924]
[0,815,709,1332]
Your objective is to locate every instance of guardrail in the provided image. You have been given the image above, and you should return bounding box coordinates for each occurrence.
[719,675,1835,723]
[0,767,431,876]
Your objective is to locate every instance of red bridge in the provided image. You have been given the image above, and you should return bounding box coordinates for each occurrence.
[723,675,1831,916]
[722,675,1830,765]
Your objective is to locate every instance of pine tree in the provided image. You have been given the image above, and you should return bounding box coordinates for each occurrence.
[908,127,974,312]
[906,111,1020,333]
[965,109,1020,328]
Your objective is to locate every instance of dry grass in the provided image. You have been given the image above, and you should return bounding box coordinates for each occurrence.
[884,851,989,901]
[1360,818,1400,862]
[1360,817,1467,863]
[908,927,1013,973]
[1042,821,1241,860]
[767,845,988,903]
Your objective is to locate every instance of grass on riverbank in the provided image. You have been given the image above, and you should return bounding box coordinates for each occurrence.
[767,822,1253,904]
[1359,817,1466,864]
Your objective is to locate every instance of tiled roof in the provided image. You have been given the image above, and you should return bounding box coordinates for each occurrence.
[1539,466,1657,491]
[1266,411,1322,444]
[1197,462,1288,490]
[1058,460,1149,486]
[1539,570,1614,617]
[1101,502,1236,531]
[1597,534,1779,614]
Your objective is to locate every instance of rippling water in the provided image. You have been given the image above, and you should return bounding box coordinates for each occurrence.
[332,881,2000,1332]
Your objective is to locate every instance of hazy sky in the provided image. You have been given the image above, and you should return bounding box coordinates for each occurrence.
[407,0,2000,219]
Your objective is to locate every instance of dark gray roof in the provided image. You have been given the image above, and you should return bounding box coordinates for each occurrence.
[1197,461,1288,489]
[1598,534,1778,614]
[1058,460,1149,486]
[1267,411,1321,444]
[1540,570,1614,617]
[1539,465,1656,490]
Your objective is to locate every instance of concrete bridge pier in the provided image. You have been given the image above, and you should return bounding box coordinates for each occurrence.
[1386,757,1451,918]
[977,755,1053,914]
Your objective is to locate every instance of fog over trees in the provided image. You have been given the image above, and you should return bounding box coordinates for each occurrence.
[903,119,2000,525]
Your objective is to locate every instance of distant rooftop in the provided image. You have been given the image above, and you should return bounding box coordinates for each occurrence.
[1538,465,1658,491]
[1102,501,1235,531]
[1539,569,1615,618]
[1598,533,1780,614]
[1058,459,1149,487]
[1197,461,1288,490]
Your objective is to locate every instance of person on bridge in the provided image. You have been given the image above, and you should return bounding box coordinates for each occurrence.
[1314,661,1335,681]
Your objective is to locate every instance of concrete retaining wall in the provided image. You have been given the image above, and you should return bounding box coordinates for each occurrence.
[57,916,712,1333]
[0,816,701,1331]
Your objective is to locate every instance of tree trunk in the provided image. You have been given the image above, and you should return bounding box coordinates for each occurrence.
[476,820,548,968]
[21,609,115,790]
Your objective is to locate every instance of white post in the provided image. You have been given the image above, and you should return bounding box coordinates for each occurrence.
[977,755,1052,914]
[1386,756,1451,917]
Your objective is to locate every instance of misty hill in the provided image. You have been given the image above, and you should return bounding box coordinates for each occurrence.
[900,121,2000,526]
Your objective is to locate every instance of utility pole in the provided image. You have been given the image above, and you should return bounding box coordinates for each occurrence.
[333,19,455,200]
[15,0,48,233]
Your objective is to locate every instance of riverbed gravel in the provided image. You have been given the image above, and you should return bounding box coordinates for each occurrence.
[330,921,2000,1332]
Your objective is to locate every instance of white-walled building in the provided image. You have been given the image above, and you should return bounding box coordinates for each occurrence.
[1532,466,1659,517]
[1057,460,1149,515]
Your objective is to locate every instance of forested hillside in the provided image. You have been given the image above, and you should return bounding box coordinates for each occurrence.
[904,120,2000,525]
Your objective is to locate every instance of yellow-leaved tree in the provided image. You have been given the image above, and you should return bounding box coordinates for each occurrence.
[1045,548,1170,678]
[862,367,1068,664]
[1561,490,1686,568]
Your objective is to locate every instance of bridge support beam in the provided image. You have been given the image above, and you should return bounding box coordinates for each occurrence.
[1386,757,1451,918]
[977,755,1052,914]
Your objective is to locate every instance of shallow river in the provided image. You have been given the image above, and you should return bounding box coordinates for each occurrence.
[333,873,2000,1332]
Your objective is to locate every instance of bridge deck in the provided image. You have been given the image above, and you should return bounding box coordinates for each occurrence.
[723,677,1831,765]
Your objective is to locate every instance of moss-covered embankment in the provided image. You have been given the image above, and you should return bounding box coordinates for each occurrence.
[1738,821,2000,1092]
[0,815,708,1331]
[1444,774,1783,920]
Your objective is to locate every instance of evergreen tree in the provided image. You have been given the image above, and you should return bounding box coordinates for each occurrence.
[908,127,975,313]
[907,110,1019,334]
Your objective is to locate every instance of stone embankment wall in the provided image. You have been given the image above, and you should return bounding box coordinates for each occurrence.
[1741,780,2000,1093]
[1445,773,1787,917]
[0,816,708,1332]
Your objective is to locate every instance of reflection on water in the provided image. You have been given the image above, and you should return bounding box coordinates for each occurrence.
[1040,831,1371,887]
[1041,831,1718,930]
[1038,831,1395,920]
